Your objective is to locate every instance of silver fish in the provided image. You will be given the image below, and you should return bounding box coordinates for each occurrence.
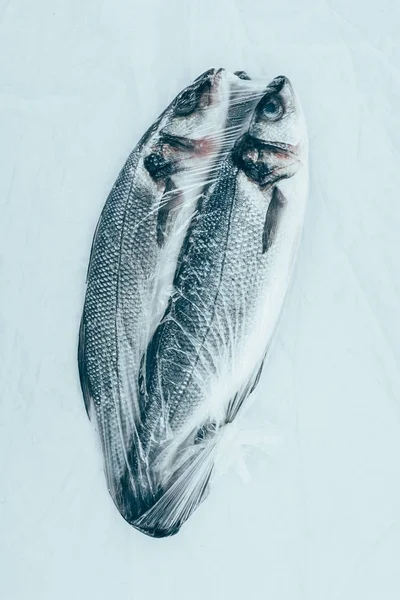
[135,76,308,536]
[78,68,265,529]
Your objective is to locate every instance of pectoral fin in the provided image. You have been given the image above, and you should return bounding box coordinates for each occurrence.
[262,186,287,253]
[77,317,93,420]
[156,180,182,247]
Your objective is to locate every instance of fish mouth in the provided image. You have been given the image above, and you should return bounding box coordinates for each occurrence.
[265,75,301,118]
[193,67,226,93]
[209,68,229,98]
[267,75,290,93]
[193,68,217,83]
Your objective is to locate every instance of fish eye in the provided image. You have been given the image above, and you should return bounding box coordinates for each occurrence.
[175,88,199,116]
[261,95,284,121]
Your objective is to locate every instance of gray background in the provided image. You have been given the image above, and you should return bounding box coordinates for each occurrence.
[1,1,400,598]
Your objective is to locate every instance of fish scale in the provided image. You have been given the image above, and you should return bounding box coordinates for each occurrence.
[141,156,268,441]
[134,76,308,536]
[78,68,266,522]
[80,146,153,484]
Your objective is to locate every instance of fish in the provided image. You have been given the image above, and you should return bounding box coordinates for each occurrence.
[78,68,266,530]
[133,75,309,537]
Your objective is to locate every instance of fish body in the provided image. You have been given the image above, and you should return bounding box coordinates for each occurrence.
[78,68,265,526]
[135,76,308,536]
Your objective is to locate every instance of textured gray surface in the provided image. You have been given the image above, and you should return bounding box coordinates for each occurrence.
[1,1,400,599]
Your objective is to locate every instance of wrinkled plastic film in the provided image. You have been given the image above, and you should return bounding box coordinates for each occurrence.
[78,68,308,537]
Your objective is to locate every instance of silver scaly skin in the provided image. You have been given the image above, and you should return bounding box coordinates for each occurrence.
[78,68,266,533]
[135,76,308,537]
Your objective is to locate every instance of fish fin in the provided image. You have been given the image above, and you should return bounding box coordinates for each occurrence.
[156,180,182,247]
[129,354,268,538]
[131,440,217,537]
[226,356,267,424]
[126,351,267,537]
[144,151,178,181]
[77,316,93,420]
[114,443,161,528]
[262,186,287,253]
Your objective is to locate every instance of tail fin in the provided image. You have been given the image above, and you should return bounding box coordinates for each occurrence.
[131,438,218,537]
[122,358,268,537]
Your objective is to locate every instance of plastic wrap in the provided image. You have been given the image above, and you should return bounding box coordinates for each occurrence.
[4,4,400,597]
[78,69,308,537]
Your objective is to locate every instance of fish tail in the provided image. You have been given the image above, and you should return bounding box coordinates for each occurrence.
[114,463,160,529]
[130,438,218,538]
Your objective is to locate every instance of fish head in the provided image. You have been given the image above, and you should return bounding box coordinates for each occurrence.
[161,68,231,144]
[233,76,308,186]
[250,75,307,147]
[143,69,232,180]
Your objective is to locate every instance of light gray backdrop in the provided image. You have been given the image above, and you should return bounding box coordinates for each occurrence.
[1,1,400,599]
